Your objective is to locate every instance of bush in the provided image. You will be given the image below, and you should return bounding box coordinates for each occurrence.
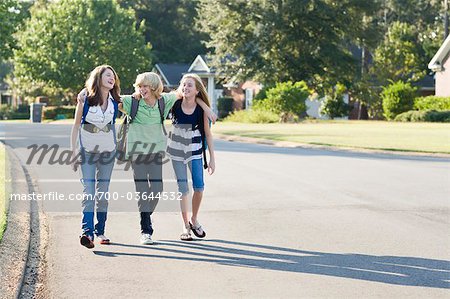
[320,83,350,119]
[224,109,279,123]
[217,97,234,118]
[381,81,417,120]
[259,81,309,119]
[414,96,450,111]
[0,104,30,120]
[394,110,450,122]
[43,106,76,120]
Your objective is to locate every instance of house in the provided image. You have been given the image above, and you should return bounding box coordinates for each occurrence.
[428,34,450,96]
[153,55,261,114]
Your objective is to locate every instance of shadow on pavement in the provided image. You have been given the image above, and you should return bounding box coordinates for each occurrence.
[93,239,450,289]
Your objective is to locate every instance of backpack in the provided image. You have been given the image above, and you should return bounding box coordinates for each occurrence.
[171,99,208,169]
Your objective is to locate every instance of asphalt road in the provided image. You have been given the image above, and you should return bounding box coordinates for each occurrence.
[1,123,450,298]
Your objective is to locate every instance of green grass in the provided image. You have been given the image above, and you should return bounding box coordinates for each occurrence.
[213,120,450,154]
[0,143,8,241]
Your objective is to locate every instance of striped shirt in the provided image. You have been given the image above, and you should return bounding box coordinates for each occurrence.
[167,100,203,163]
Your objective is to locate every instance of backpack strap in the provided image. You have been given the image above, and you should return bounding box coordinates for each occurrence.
[81,96,89,124]
[158,97,167,136]
[129,96,139,123]
[197,107,208,169]
[112,100,119,124]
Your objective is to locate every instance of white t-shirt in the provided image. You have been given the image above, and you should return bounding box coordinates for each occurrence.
[80,94,116,153]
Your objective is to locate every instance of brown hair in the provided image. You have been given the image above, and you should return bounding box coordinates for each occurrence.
[85,65,121,106]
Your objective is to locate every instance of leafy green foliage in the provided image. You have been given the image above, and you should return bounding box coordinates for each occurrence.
[117,0,207,63]
[12,0,152,99]
[224,109,279,123]
[197,0,381,88]
[0,104,30,120]
[372,22,427,84]
[259,81,309,120]
[43,106,76,120]
[381,81,417,120]
[394,110,450,122]
[414,96,450,111]
[0,0,30,60]
[320,84,350,119]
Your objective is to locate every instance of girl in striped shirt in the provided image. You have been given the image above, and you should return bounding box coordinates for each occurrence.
[167,73,216,241]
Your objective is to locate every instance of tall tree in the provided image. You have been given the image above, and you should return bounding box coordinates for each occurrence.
[0,0,31,61]
[372,21,427,84]
[12,0,152,99]
[117,0,207,63]
[197,0,381,90]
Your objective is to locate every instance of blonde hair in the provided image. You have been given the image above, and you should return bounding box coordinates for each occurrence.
[179,73,210,107]
[133,72,163,99]
[85,65,121,106]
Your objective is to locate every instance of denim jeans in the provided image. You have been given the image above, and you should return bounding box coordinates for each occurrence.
[80,150,115,238]
[171,158,204,195]
[131,153,163,235]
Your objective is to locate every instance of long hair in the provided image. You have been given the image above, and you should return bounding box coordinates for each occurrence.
[85,65,121,106]
[179,73,210,107]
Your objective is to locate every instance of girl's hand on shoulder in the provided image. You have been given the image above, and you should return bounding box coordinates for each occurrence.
[207,159,215,175]
[202,102,217,124]
[132,91,142,99]
[77,88,87,102]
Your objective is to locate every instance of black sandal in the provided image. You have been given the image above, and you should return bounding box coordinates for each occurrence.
[189,221,206,238]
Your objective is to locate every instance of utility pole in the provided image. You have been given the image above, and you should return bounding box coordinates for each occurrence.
[445,0,449,40]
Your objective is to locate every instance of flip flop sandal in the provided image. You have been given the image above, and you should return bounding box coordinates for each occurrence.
[180,226,193,241]
[189,221,206,238]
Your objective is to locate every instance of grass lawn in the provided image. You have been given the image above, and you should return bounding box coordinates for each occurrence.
[214,120,450,154]
[0,143,8,241]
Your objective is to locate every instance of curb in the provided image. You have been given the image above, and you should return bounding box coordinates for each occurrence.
[0,143,48,299]
[0,143,31,299]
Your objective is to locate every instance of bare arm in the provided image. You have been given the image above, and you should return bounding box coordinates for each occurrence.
[203,113,215,175]
[196,98,217,124]
[70,98,84,171]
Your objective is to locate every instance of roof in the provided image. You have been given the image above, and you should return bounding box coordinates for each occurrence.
[188,55,215,73]
[428,34,450,72]
[154,63,189,86]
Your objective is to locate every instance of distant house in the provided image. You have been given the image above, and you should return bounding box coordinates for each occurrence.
[153,55,261,114]
[428,34,450,96]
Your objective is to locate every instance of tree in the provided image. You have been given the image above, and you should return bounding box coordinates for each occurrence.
[117,0,207,63]
[12,0,152,100]
[0,0,31,61]
[372,22,427,84]
[197,0,381,89]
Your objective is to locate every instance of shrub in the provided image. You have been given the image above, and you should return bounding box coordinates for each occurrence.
[320,83,350,119]
[381,81,417,120]
[0,105,30,120]
[224,109,279,123]
[414,96,450,111]
[259,81,309,118]
[394,110,450,122]
[217,97,234,118]
[43,106,76,120]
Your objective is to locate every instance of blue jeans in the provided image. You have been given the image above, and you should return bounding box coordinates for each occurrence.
[171,158,204,195]
[80,150,115,238]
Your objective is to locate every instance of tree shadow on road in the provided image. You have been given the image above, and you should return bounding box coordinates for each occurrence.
[93,239,450,289]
